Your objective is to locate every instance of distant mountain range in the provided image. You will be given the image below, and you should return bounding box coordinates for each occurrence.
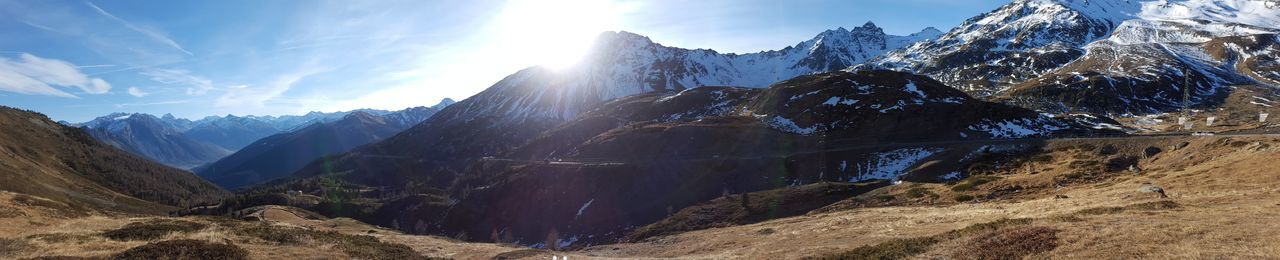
[76,98,455,170]
[79,113,231,170]
[195,107,442,190]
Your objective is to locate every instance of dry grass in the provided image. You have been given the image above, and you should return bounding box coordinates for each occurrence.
[576,137,1280,259]
[810,218,1034,260]
[234,222,443,260]
[3,136,1279,259]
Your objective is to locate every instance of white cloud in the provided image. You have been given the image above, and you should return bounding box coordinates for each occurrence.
[0,53,113,97]
[126,86,148,97]
[215,69,324,109]
[86,2,192,56]
[141,68,212,95]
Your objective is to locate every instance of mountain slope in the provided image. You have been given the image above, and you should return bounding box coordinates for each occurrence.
[291,25,942,189]
[998,34,1277,114]
[79,113,231,169]
[0,106,227,213]
[362,71,1111,245]
[196,107,441,190]
[878,0,1280,113]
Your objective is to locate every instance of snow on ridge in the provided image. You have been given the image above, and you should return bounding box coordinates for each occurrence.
[968,117,1065,138]
[763,115,820,135]
[842,148,942,182]
[575,199,594,220]
[470,26,942,123]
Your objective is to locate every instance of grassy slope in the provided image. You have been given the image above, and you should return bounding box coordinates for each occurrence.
[0,107,227,214]
[580,136,1280,259]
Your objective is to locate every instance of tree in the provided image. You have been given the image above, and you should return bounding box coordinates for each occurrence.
[545,229,561,251]
[414,219,428,235]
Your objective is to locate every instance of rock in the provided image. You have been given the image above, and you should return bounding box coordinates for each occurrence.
[1143,146,1162,158]
[1138,183,1167,198]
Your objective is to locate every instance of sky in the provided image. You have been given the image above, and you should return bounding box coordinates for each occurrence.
[0,0,1007,122]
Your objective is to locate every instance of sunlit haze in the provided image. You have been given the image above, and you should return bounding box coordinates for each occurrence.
[0,0,1005,122]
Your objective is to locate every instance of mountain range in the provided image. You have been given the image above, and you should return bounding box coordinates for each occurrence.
[877,0,1280,114]
[195,106,443,190]
[256,0,1276,246]
[21,0,1280,250]
[76,99,455,170]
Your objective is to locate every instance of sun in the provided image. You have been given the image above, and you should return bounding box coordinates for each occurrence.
[492,0,627,70]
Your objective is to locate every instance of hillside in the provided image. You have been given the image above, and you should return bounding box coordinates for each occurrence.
[580,135,1280,258]
[0,106,227,214]
[416,70,1107,245]
[7,132,1274,259]
[238,71,1113,247]
[287,24,945,192]
[877,0,1280,114]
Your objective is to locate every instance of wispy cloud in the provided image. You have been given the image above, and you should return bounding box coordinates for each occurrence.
[76,64,116,68]
[215,68,326,109]
[113,98,198,108]
[0,53,113,98]
[140,68,212,95]
[86,1,193,56]
[126,86,148,97]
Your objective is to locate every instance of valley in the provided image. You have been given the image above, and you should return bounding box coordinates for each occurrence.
[1,0,1278,259]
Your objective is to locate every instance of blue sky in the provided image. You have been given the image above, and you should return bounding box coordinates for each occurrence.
[0,0,1006,122]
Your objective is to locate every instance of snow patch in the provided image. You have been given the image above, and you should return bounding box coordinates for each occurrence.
[575,199,595,219]
[764,115,820,135]
[941,171,962,181]
[968,117,1063,138]
[844,148,942,182]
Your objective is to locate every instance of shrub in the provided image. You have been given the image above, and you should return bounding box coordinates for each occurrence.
[1075,206,1124,215]
[112,239,248,260]
[22,256,100,260]
[1029,154,1054,163]
[954,194,975,202]
[102,220,207,241]
[1,237,30,257]
[950,176,996,192]
[1125,200,1180,210]
[809,237,939,260]
[1075,201,1180,216]
[951,226,1060,260]
[905,187,936,199]
[25,233,93,244]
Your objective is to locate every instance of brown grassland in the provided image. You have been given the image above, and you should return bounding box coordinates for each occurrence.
[1,135,1278,259]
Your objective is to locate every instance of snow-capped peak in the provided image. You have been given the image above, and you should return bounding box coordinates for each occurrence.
[431,98,457,110]
[454,27,941,123]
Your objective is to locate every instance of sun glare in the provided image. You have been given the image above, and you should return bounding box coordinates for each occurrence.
[493,0,626,70]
